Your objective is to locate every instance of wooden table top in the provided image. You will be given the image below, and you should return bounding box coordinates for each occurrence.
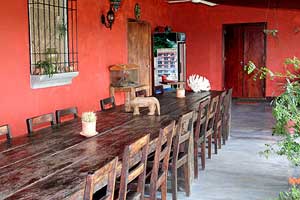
[0,91,217,200]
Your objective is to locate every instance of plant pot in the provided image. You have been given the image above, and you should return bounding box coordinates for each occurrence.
[81,121,97,137]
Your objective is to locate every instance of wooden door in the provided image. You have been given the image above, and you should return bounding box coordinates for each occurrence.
[243,24,266,98]
[224,23,266,98]
[128,20,152,95]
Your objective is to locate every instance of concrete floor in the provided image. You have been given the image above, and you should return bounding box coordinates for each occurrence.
[175,101,293,200]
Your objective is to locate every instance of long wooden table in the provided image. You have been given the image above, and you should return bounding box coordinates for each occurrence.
[0,91,214,200]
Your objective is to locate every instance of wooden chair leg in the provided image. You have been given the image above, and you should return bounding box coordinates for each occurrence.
[222,123,226,145]
[218,126,222,149]
[194,141,199,179]
[208,135,212,159]
[201,141,206,170]
[222,129,226,145]
[214,131,218,154]
[226,122,230,140]
[183,162,191,197]
[161,179,167,200]
[171,166,178,200]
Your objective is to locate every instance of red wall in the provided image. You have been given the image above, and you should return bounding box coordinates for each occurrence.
[170,4,300,96]
[2,1,300,137]
[0,0,171,137]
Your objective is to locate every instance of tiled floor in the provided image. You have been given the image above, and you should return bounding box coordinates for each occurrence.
[175,101,293,200]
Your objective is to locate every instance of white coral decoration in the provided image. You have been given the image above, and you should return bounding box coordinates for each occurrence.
[187,74,211,92]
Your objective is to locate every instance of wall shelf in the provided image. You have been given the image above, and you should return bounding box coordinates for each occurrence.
[30,72,79,89]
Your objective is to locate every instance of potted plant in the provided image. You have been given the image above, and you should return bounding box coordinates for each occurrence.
[81,112,97,137]
[35,60,56,77]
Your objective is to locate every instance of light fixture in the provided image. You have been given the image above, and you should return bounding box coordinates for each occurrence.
[101,7,115,30]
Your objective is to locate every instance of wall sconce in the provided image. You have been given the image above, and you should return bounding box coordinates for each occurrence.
[101,7,115,30]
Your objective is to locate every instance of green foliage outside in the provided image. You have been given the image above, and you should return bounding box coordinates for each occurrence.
[274,186,300,200]
[244,57,300,166]
[153,35,176,57]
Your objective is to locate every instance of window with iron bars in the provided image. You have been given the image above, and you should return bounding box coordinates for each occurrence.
[28,0,78,76]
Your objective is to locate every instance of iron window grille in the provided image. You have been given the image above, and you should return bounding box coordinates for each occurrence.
[28,0,78,75]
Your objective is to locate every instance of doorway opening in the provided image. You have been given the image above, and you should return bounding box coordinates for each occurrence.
[223,22,267,99]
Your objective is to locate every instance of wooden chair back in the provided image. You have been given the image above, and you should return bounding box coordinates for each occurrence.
[119,134,150,200]
[56,107,78,124]
[193,97,211,177]
[171,111,194,199]
[213,91,227,153]
[0,124,11,142]
[223,88,233,141]
[205,95,219,136]
[154,85,164,95]
[224,88,233,117]
[149,121,175,200]
[194,98,211,143]
[26,113,55,135]
[100,97,116,111]
[83,157,118,200]
[216,91,226,119]
[135,89,147,97]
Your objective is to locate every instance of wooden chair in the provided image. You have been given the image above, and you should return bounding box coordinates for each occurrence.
[223,88,233,144]
[213,91,226,154]
[26,113,55,136]
[146,121,175,200]
[55,107,78,124]
[100,97,116,111]
[205,95,219,159]
[0,124,11,142]
[83,157,118,200]
[194,97,210,177]
[170,111,194,200]
[154,85,164,96]
[118,134,150,200]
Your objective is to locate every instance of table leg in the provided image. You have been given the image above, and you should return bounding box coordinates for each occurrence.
[125,92,131,112]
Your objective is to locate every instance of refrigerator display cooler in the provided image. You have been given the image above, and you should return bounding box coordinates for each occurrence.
[153,32,186,89]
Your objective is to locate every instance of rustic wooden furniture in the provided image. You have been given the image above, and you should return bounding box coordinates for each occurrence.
[119,134,150,200]
[26,113,55,136]
[0,124,11,142]
[205,95,219,159]
[56,107,78,124]
[100,96,116,111]
[213,91,226,154]
[170,111,194,200]
[194,97,210,176]
[109,85,150,112]
[147,120,175,200]
[223,88,233,143]
[0,91,218,200]
[128,19,152,95]
[109,64,140,88]
[83,157,118,200]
